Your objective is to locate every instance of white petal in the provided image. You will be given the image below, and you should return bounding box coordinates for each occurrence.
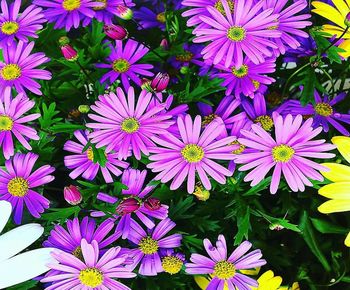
[0,248,56,289]
[0,201,12,234]
[0,224,43,262]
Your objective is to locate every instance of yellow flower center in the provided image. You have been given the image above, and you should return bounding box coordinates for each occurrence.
[176,51,194,62]
[1,21,19,35]
[112,58,130,73]
[193,183,210,201]
[93,0,107,10]
[62,0,81,11]
[254,115,274,131]
[202,114,218,127]
[230,140,246,154]
[227,26,246,42]
[272,144,295,163]
[79,268,103,288]
[139,237,159,255]
[252,80,260,90]
[121,117,139,133]
[0,115,14,131]
[7,177,29,197]
[161,256,183,275]
[213,260,236,279]
[72,246,83,260]
[156,12,166,23]
[86,147,94,161]
[232,65,248,78]
[0,64,21,80]
[181,144,204,163]
[314,102,333,117]
[214,0,234,16]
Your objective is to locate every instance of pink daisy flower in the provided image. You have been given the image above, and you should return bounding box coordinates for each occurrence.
[235,114,336,194]
[147,114,238,193]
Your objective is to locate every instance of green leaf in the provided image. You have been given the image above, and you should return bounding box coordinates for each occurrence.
[50,123,85,133]
[7,279,38,290]
[310,218,348,235]
[41,206,80,223]
[234,207,250,245]
[299,211,331,271]
[39,103,62,129]
[169,196,195,220]
[243,177,271,196]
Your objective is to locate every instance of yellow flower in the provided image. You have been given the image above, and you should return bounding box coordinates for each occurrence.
[318,136,350,247]
[312,0,350,58]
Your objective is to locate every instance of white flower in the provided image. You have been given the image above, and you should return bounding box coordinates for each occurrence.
[0,200,56,289]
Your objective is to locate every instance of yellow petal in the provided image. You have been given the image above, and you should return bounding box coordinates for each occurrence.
[318,199,350,213]
[322,24,348,38]
[339,40,350,57]
[258,271,275,283]
[320,163,350,182]
[240,267,261,275]
[312,1,346,27]
[291,282,301,290]
[194,276,209,290]
[332,0,350,18]
[319,182,350,199]
[332,136,350,163]
[345,232,350,247]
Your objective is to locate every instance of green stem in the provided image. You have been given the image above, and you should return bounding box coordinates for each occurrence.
[76,60,95,85]
[282,62,310,97]
[322,27,349,56]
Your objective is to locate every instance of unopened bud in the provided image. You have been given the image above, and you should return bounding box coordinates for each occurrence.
[116,197,140,215]
[180,66,189,74]
[104,24,128,40]
[345,12,350,27]
[160,38,169,50]
[144,197,161,210]
[58,36,70,46]
[78,105,90,113]
[116,5,133,20]
[60,44,78,61]
[151,72,170,92]
[64,185,82,205]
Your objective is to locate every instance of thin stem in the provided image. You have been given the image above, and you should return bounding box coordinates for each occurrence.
[76,60,95,85]
[282,62,310,98]
[322,27,349,55]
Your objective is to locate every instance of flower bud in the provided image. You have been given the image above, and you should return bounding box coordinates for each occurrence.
[160,38,169,50]
[104,24,128,40]
[345,12,350,27]
[116,5,133,20]
[144,197,161,210]
[151,72,170,92]
[116,197,140,215]
[193,183,210,201]
[58,36,70,46]
[64,185,82,205]
[180,66,189,74]
[60,44,78,61]
[78,105,90,113]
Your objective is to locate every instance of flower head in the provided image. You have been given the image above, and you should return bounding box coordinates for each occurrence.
[0,153,55,224]
[0,0,46,47]
[160,249,185,275]
[63,185,82,205]
[148,114,238,193]
[87,87,174,160]
[96,39,154,90]
[0,88,40,159]
[104,24,128,40]
[64,130,129,183]
[134,4,167,30]
[0,41,51,95]
[41,239,136,289]
[235,114,336,194]
[185,235,266,290]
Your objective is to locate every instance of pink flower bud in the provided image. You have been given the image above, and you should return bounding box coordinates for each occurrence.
[151,72,170,92]
[64,185,82,205]
[60,44,78,62]
[346,12,350,27]
[116,197,140,215]
[144,197,161,210]
[104,24,128,40]
[116,5,133,20]
[160,38,169,50]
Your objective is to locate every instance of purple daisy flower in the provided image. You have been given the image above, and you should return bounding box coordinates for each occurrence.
[264,0,312,56]
[87,87,174,160]
[277,91,350,136]
[41,239,136,290]
[64,130,129,183]
[0,87,40,159]
[214,57,276,97]
[33,0,100,31]
[235,114,336,194]
[185,235,266,290]
[169,43,205,70]
[160,249,186,275]
[126,218,182,276]
[134,4,166,31]
[0,41,51,95]
[197,95,245,137]
[192,0,281,68]
[43,216,120,256]
[147,114,238,193]
[283,35,316,63]
[94,169,169,240]
[96,39,154,90]
[0,152,55,224]
[0,0,46,47]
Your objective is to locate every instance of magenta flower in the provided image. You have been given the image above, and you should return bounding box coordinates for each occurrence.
[0,87,40,159]
[192,0,281,68]
[87,87,174,160]
[96,39,154,90]
[94,169,169,239]
[235,114,336,194]
[64,130,129,183]
[0,0,46,47]
[41,239,136,290]
[147,114,237,193]
[127,218,182,276]
[104,24,129,40]
[0,153,55,224]
[185,235,266,290]
[63,185,82,205]
[214,57,276,97]
[0,41,51,95]
[43,216,120,255]
[33,0,100,31]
